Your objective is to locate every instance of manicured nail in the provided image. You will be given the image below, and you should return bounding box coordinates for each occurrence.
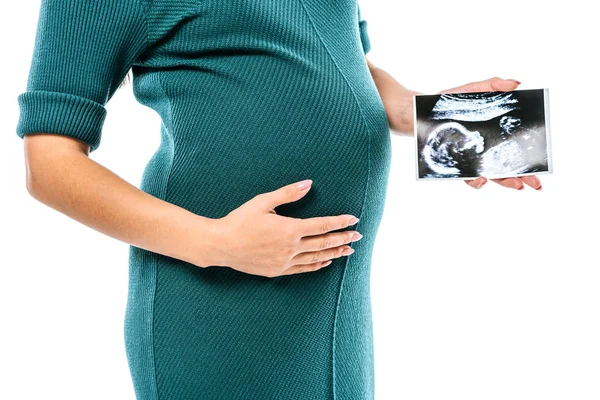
[322,260,332,267]
[348,217,359,225]
[341,247,355,256]
[351,233,363,242]
[535,185,542,191]
[296,179,312,190]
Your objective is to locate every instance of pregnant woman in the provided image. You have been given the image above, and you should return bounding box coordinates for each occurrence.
[15,0,543,398]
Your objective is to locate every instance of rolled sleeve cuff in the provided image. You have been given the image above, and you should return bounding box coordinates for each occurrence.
[359,20,371,54]
[16,90,107,152]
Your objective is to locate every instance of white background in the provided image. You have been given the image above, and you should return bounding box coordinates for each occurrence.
[1,1,598,399]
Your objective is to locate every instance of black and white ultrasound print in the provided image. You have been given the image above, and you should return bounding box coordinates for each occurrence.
[414,89,552,180]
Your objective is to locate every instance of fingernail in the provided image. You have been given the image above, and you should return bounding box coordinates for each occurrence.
[510,79,521,84]
[342,247,355,256]
[322,260,332,267]
[517,185,524,190]
[535,185,542,191]
[296,179,312,190]
[348,217,359,225]
[351,233,363,242]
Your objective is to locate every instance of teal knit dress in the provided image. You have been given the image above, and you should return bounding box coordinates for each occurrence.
[16,0,392,398]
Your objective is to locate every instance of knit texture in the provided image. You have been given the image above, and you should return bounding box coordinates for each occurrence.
[16,0,392,399]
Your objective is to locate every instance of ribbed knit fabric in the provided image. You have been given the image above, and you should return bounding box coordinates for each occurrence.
[16,0,392,399]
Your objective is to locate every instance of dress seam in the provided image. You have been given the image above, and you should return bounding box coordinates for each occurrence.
[132,11,158,398]
[150,255,160,400]
[295,1,373,398]
[150,71,177,400]
[136,0,151,51]
[133,9,159,398]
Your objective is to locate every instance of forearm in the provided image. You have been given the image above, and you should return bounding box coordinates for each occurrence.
[367,59,422,135]
[24,135,219,268]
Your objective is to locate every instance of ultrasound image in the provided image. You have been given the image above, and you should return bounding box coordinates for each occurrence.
[415,89,552,180]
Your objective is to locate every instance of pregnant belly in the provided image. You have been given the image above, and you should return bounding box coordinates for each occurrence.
[138,63,392,241]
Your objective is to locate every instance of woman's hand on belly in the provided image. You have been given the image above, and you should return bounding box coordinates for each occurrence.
[199,179,363,278]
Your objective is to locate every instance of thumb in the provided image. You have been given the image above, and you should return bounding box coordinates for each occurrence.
[254,179,313,211]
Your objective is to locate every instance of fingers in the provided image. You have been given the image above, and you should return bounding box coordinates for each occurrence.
[296,214,359,237]
[282,244,358,276]
[440,77,521,94]
[275,214,363,276]
[278,260,333,276]
[466,175,543,190]
[490,78,521,92]
[489,177,525,190]
[291,242,355,266]
[278,229,364,277]
[254,179,313,211]
[465,177,487,189]
[518,175,543,190]
[270,241,357,277]
[489,176,542,190]
[297,230,362,253]
[440,77,501,94]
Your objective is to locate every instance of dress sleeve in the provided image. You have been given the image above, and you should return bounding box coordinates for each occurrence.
[357,3,372,55]
[15,0,149,152]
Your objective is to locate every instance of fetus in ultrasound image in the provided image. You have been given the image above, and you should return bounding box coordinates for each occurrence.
[414,89,552,180]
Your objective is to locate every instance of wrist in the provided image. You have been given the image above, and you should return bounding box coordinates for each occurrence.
[178,214,227,268]
[202,216,229,268]
[388,89,420,134]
